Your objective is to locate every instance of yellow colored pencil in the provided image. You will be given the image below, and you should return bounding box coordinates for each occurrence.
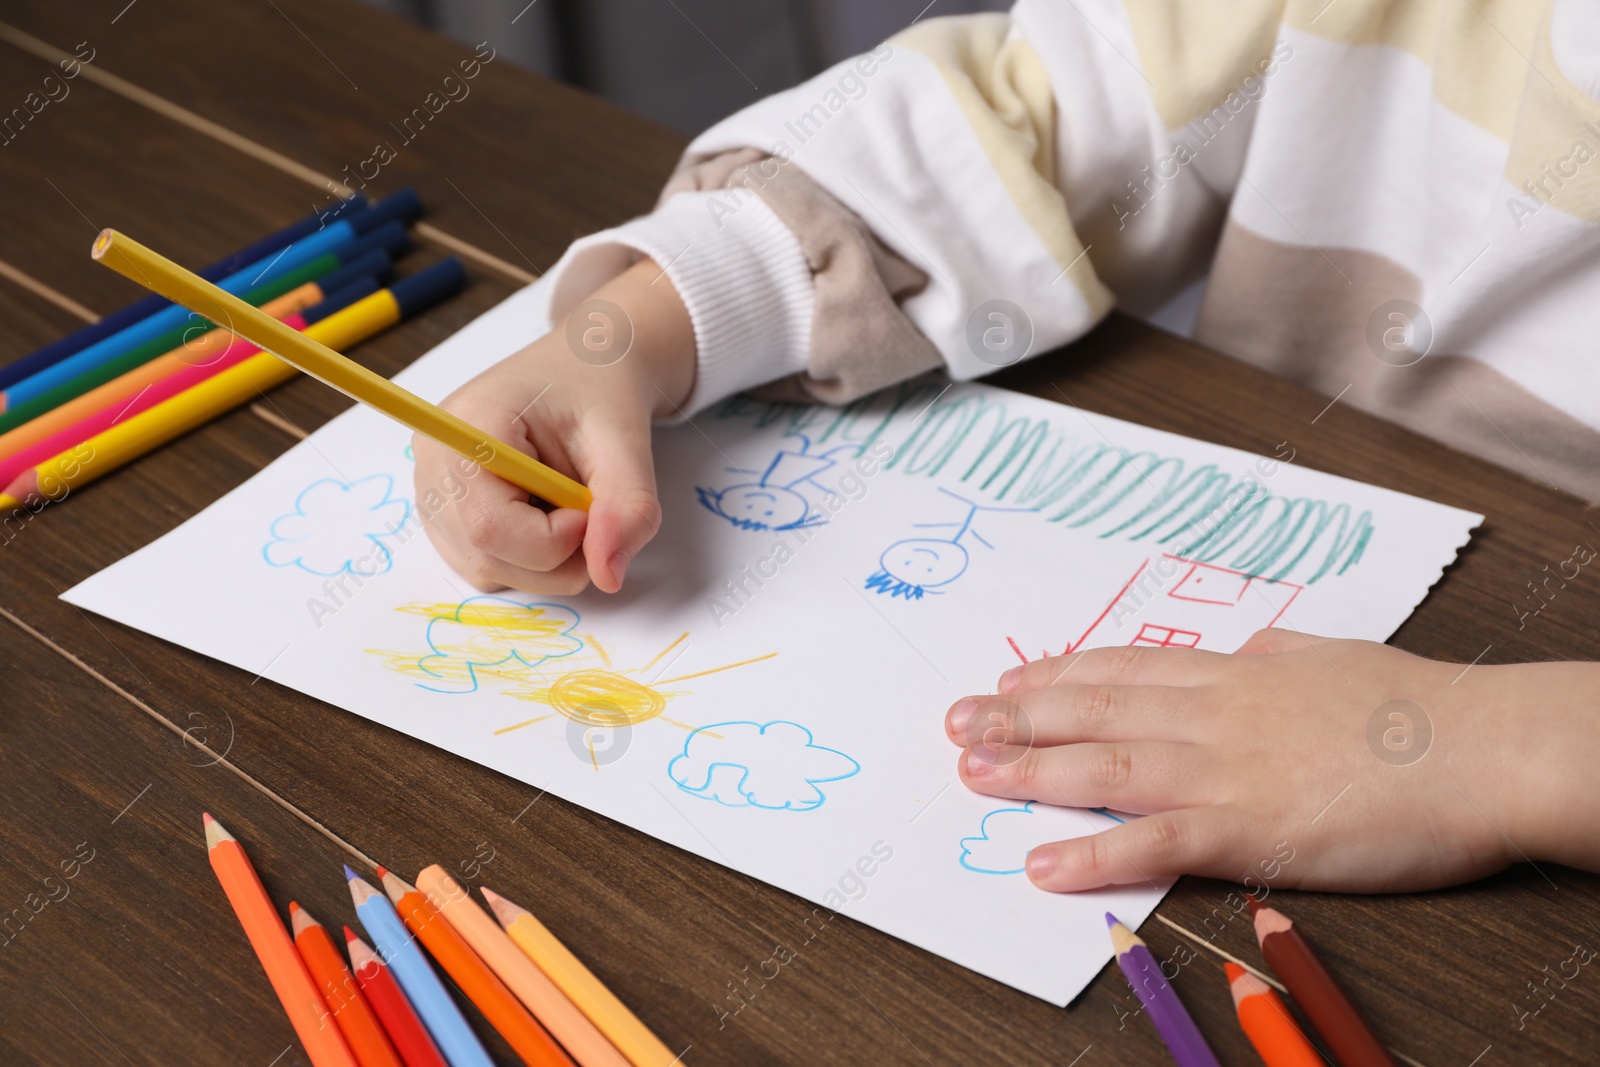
[90,229,591,510]
[482,886,677,1067]
[3,287,403,508]
[416,866,630,1067]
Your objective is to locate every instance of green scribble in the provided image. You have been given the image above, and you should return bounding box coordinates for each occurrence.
[708,386,1373,584]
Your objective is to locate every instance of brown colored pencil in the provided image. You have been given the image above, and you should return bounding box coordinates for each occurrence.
[1248,899,1395,1067]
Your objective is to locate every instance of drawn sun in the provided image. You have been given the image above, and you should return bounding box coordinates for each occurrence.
[493,630,776,740]
[370,601,777,769]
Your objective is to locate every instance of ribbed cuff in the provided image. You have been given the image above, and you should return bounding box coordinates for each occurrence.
[543,192,815,418]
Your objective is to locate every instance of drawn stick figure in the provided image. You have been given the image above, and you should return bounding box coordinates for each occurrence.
[697,434,860,532]
[866,487,1037,600]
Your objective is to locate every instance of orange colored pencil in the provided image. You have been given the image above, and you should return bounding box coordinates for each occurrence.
[379,867,575,1067]
[0,281,325,458]
[203,815,359,1067]
[482,887,677,1067]
[415,866,629,1067]
[291,902,405,1067]
[345,928,449,1067]
[1224,963,1324,1067]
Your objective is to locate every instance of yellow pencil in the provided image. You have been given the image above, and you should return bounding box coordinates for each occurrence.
[90,229,591,510]
[482,886,677,1067]
[4,279,422,507]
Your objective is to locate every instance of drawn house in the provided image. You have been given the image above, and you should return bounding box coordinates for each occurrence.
[1009,554,1303,662]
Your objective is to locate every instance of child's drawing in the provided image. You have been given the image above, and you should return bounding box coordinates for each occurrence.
[959,801,1122,875]
[697,433,861,532]
[398,596,584,694]
[370,609,779,765]
[668,720,860,811]
[712,388,1376,585]
[263,474,411,577]
[866,487,1037,600]
[1006,554,1303,662]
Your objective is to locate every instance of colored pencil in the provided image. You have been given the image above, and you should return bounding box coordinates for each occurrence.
[291,902,406,1067]
[1,219,405,411]
[0,260,464,509]
[1107,913,1220,1067]
[0,280,377,489]
[203,815,360,1067]
[1224,963,1324,1067]
[1249,900,1395,1067]
[347,866,494,1067]
[91,229,592,510]
[0,248,393,438]
[482,887,677,1067]
[381,867,575,1067]
[416,866,628,1067]
[0,195,370,392]
[346,928,451,1067]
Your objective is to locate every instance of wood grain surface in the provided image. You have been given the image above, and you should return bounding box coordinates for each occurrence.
[1,3,1596,1065]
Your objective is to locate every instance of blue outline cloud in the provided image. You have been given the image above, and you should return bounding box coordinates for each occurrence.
[959,802,1039,875]
[668,720,860,811]
[263,474,411,577]
[959,802,1125,874]
[415,596,583,694]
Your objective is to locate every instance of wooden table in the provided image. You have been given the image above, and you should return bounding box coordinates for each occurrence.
[1,3,1596,1064]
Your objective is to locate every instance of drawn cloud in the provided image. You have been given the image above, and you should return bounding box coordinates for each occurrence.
[415,597,584,694]
[668,720,860,811]
[959,802,1125,875]
[263,475,411,577]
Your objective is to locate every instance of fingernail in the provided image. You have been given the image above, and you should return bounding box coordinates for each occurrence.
[608,551,629,586]
[949,698,977,738]
[1026,848,1056,882]
[964,745,996,777]
[998,666,1022,693]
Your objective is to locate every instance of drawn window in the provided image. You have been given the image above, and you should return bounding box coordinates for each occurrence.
[1167,563,1251,605]
[1131,624,1201,649]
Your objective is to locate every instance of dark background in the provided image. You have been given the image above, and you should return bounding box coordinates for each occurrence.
[360,0,1009,133]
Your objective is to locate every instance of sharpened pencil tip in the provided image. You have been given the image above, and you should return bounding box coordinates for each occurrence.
[343,925,358,944]
[375,864,389,880]
[288,901,301,915]
[201,812,214,825]
[479,886,501,904]
[1246,894,1263,916]
[1224,962,1244,982]
[343,864,360,881]
[1105,911,1121,929]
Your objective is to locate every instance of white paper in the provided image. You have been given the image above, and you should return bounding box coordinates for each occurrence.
[63,281,1481,1005]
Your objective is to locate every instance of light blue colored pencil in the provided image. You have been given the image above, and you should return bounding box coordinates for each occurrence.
[346,866,495,1067]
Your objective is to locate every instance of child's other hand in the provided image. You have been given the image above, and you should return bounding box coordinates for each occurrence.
[412,258,693,595]
[945,630,1600,893]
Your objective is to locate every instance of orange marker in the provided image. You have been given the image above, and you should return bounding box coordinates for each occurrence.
[415,866,629,1067]
[1225,963,1324,1067]
[379,867,576,1067]
[203,815,359,1067]
[291,903,405,1067]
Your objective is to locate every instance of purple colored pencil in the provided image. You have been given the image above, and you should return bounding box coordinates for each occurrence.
[1107,913,1220,1067]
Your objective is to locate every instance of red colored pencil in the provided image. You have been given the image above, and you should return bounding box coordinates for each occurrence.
[1248,899,1395,1067]
[345,927,449,1067]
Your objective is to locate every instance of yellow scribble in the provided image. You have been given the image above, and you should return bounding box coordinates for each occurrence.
[546,669,667,727]
[368,603,775,753]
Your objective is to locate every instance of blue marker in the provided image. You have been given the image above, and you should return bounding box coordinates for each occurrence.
[2,190,421,408]
[346,865,493,1067]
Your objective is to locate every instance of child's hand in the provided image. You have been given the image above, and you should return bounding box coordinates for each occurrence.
[413,258,693,595]
[946,630,1600,893]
